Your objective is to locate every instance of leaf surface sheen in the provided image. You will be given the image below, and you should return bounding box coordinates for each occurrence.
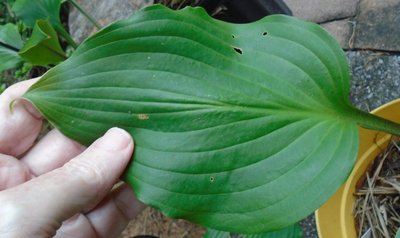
[0,23,23,72]
[24,5,359,233]
[12,0,62,28]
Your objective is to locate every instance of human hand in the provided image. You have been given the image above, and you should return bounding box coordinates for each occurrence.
[0,78,146,238]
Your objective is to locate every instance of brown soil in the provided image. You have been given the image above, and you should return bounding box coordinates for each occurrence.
[120,207,206,238]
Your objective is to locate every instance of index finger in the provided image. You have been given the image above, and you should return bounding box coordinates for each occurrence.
[0,78,43,157]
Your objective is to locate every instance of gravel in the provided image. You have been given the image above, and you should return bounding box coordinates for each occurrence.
[348,50,400,111]
[300,214,318,238]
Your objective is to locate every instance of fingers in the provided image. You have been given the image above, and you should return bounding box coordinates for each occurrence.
[55,184,146,238]
[0,128,134,237]
[21,129,86,176]
[54,214,96,238]
[85,184,146,238]
[0,154,32,190]
[0,78,43,157]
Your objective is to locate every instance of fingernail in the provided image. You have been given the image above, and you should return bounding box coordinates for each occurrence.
[21,100,42,119]
[94,128,132,151]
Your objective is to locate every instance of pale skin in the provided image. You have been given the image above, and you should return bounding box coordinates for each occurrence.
[0,78,146,238]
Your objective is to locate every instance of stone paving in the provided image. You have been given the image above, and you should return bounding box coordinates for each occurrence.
[286,0,400,52]
[69,0,153,43]
[69,1,400,237]
[285,0,359,23]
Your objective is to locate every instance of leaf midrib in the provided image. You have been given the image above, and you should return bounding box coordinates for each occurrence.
[30,92,347,126]
[34,49,331,112]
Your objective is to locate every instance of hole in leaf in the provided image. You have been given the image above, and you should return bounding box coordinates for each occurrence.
[210,176,215,182]
[262,31,268,36]
[233,47,243,55]
[231,34,235,38]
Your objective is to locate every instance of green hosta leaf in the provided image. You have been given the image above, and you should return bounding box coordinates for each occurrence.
[245,223,303,238]
[204,229,230,238]
[0,23,23,49]
[0,23,23,72]
[204,223,302,238]
[23,4,400,233]
[12,0,78,48]
[12,0,62,28]
[396,228,400,238]
[19,19,66,66]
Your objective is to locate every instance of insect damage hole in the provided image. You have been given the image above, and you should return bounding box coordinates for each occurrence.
[210,176,215,183]
[233,47,243,55]
[262,31,268,36]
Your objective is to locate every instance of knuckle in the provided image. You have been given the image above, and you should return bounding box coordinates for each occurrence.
[0,155,31,190]
[63,155,108,197]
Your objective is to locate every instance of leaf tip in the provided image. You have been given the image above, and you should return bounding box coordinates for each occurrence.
[8,98,18,114]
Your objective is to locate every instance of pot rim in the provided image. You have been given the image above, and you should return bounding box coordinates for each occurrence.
[316,98,400,238]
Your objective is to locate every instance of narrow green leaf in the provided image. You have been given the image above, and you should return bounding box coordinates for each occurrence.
[204,223,302,238]
[12,0,62,28]
[0,23,23,72]
[19,19,66,66]
[22,4,400,233]
[203,228,230,238]
[396,228,400,238]
[245,224,303,238]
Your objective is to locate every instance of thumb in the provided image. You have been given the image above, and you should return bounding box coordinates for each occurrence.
[0,128,134,236]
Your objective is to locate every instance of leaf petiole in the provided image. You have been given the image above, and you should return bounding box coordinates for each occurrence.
[54,24,78,49]
[346,104,400,136]
[67,0,101,30]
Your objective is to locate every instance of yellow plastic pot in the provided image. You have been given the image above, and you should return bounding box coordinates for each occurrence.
[316,99,400,238]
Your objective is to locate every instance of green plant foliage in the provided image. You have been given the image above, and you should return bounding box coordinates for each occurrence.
[245,224,303,238]
[11,0,62,28]
[203,229,230,238]
[0,23,23,72]
[22,4,400,233]
[19,19,66,66]
[396,228,400,238]
[0,1,16,25]
[11,0,77,48]
[204,223,302,238]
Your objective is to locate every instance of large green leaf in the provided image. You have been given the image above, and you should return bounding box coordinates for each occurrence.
[204,223,302,238]
[245,223,303,238]
[19,19,66,66]
[22,4,400,233]
[12,0,62,28]
[204,229,230,238]
[0,23,23,72]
